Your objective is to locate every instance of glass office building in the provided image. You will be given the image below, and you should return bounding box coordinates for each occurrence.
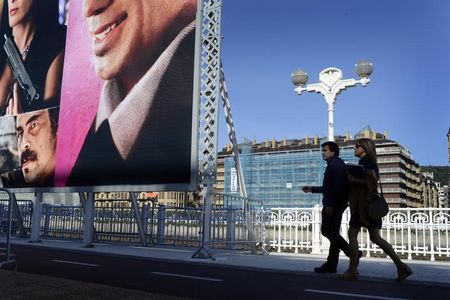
[223,139,358,208]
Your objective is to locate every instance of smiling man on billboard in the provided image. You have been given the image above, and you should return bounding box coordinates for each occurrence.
[60,0,198,187]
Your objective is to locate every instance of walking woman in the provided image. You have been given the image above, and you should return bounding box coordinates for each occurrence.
[339,138,413,281]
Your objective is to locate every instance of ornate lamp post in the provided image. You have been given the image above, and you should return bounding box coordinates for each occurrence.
[291,60,373,141]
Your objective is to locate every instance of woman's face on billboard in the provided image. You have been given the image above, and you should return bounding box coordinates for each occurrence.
[83,0,196,92]
[8,0,35,28]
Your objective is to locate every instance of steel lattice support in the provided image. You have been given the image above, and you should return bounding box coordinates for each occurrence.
[219,65,247,198]
[193,0,222,259]
[220,65,256,254]
[198,0,222,186]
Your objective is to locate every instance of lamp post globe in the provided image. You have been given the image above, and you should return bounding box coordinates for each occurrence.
[355,59,373,78]
[292,61,373,142]
[291,69,308,86]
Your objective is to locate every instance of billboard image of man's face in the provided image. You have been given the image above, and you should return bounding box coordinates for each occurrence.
[83,1,196,88]
[53,0,199,191]
[0,0,199,191]
[17,109,57,185]
[0,107,59,188]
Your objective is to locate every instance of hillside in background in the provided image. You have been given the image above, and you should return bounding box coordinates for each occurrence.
[421,166,449,185]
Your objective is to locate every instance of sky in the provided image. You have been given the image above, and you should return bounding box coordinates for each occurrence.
[217,0,450,166]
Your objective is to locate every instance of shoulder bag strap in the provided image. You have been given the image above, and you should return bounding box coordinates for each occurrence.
[378,177,384,196]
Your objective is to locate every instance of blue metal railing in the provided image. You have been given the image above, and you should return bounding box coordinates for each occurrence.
[0,200,33,235]
[0,196,264,251]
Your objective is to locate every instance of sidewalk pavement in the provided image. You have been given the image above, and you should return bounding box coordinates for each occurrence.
[2,237,450,288]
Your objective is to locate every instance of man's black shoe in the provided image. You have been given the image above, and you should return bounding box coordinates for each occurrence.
[314,263,337,273]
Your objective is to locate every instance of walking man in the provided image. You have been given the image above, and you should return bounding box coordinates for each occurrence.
[303,141,359,273]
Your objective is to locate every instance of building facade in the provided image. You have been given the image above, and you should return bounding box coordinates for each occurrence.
[156,191,199,207]
[218,127,433,208]
[420,172,440,208]
[437,183,449,208]
[447,126,450,164]
[94,191,199,207]
[219,136,357,207]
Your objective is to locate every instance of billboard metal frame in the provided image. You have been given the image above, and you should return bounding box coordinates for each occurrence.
[1,0,224,253]
[3,0,220,194]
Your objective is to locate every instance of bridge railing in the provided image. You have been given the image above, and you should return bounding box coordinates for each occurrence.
[268,205,450,261]
[157,194,265,250]
[1,200,449,261]
[0,200,33,235]
[0,195,265,251]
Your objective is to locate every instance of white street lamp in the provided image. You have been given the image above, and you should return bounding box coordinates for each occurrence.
[291,60,373,141]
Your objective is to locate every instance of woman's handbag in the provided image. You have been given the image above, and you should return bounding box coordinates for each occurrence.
[367,178,389,220]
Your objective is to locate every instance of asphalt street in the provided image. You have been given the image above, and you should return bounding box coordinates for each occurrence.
[2,241,450,300]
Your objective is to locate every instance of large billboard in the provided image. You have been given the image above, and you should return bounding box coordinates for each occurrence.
[0,0,199,192]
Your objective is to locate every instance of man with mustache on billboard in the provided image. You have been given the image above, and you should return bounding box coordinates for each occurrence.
[1,108,58,187]
[66,0,197,186]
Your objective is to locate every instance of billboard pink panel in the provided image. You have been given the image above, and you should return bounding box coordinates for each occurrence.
[0,0,198,190]
[54,0,102,186]
[55,0,197,189]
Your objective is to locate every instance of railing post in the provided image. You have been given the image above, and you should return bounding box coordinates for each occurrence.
[226,208,235,249]
[311,204,322,254]
[277,208,282,253]
[429,209,435,261]
[142,204,149,238]
[42,204,51,237]
[30,193,43,242]
[407,209,412,260]
[0,205,3,232]
[148,200,157,245]
[244,198,256,254]
[341,207,349,242]
[259,204,269,255]
[294,210,298,254]
[156,205,166,245]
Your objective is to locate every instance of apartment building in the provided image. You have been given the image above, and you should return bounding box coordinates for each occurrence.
[217,127,434,208]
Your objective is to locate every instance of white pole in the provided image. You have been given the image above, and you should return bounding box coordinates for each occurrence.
[327,102,335,141]
[325,93,336,142]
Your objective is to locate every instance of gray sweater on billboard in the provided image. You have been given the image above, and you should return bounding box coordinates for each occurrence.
[67,24,195,186]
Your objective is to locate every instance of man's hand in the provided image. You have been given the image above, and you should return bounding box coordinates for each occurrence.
[6,82,22,116]
[302,186,312,193]
[325,206,334,216]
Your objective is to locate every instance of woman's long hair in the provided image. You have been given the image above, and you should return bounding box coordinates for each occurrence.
[0,0,60,58]
[0,0,10,66]
[356,138,379,177]
[1,0,61,34]
[34,0,61,32]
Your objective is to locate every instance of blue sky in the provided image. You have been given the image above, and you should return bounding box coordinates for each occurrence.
[218,0,450,166]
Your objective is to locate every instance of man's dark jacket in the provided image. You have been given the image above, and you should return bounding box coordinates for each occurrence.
[311,155,349,210]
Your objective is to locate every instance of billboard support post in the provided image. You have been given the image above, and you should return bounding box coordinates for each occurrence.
[192,183,214,259]
[192,0,222,260]
[130,192,147,247]
[82,192,94,247]
[30,192,43,242]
